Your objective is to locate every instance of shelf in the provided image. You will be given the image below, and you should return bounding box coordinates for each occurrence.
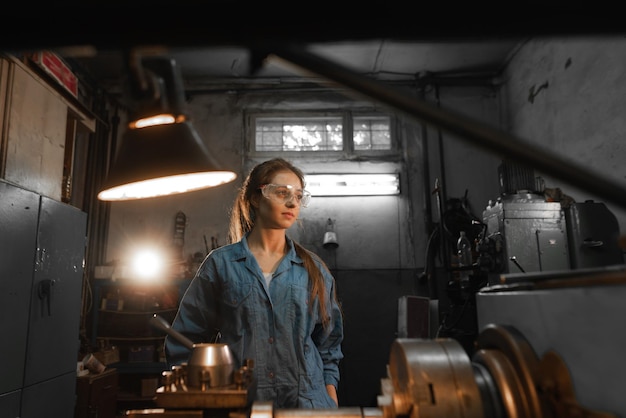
[117,391,156,402]
[110,362,167,374]
[90,277,192,411]
[97,336,166,342]
[99,308,177,315]
[96,335,165,342]
[97,308,177,339]
[91,278,192,346]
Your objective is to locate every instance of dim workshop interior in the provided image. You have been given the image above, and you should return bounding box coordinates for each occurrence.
[1,11,625,418]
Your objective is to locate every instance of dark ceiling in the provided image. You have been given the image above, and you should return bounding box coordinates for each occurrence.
[2,6,609,93]
[0,6,605,51]
[62,39,522,93]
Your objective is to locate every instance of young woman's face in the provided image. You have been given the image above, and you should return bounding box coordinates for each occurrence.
[256,170,305,230]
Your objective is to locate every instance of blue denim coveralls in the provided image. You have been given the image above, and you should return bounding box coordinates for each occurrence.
[165,235,344,408]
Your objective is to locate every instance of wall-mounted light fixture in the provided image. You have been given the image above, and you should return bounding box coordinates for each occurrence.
[306,173,400,196]
[323,218,339,249]
[98,51,237,201]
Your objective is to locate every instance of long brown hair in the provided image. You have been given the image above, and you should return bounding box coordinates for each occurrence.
[229,158,336,328]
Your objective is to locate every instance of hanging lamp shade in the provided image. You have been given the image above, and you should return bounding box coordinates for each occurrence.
[98,53,236,201]
[98,120,236,200]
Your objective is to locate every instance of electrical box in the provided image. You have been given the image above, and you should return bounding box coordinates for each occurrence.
[483,193,569,275]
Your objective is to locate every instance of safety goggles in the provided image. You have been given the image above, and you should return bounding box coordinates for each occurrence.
[260,184,312,207]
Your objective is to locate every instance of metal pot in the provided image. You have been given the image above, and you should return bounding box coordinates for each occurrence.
[186,343,234,388]
[150,314,234,388]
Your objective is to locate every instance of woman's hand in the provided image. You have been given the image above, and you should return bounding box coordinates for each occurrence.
[326,384,338,406]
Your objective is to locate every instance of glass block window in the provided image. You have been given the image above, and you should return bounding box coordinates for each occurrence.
[255,117,343,152]
[353,116,391,150]
[250,112,394,156]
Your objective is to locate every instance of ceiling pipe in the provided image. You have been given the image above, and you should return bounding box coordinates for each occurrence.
[262,43,626,210]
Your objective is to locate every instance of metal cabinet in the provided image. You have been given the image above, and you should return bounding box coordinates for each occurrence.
[0,181,39,418]
[483,194,570,275]
[0,180,87,418]
[565,201,624,268]
[75,368,119,418]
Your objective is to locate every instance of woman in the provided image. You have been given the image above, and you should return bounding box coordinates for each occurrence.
[165,158,344,409]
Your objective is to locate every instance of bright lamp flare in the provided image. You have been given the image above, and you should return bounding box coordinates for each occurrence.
[98,171,237,201]
[131,248,164,281]
[131,114,177,129]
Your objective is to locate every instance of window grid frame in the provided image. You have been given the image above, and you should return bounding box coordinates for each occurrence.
[247,110,397,158]
[255,115,344,153]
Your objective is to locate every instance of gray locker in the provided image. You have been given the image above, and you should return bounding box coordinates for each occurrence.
[0,182,39,396]
[0,180,87,418]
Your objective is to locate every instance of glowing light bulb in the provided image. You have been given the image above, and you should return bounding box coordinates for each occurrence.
[131,248,164,281]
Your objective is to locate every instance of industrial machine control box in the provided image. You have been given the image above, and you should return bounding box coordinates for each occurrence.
[483,193,569,276]
[483,194,624,283]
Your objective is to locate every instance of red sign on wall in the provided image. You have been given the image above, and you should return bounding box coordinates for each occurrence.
[31,51,78,98]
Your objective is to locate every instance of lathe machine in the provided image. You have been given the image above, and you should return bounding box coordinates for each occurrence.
[128,265,625,417]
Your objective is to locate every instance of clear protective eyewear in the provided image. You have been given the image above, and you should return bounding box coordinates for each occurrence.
[260,183,311,207]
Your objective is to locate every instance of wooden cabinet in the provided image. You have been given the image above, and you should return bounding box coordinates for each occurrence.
[91,279,190,410]
[75,368,118,418]
[0,55,95,204]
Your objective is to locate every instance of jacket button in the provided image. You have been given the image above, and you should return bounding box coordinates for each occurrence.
[268,337,274,344]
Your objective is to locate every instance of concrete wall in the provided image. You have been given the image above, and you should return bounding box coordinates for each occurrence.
[105,90,407,269]
[502,36,626,234]
[104,84,503,273]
